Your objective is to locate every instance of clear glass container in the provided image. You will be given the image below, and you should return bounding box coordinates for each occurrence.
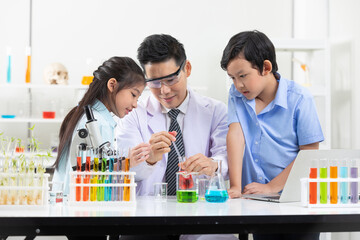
[205,160,229,203]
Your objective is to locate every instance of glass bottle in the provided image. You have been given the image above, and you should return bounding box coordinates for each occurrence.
[205,160,229,203]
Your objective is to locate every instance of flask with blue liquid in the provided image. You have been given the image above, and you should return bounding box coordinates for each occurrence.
[205,160,229,203]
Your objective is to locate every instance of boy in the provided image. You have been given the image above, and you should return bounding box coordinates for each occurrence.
[221,30,323,240]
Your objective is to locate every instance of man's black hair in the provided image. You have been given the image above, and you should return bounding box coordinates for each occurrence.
[137,34,187,69]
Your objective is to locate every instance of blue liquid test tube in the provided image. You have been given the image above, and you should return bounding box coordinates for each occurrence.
[340,158,348,204]
[350,158,358,204]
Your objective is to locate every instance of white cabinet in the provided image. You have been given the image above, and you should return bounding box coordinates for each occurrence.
[273,39,331,149]
[0,84,87,150]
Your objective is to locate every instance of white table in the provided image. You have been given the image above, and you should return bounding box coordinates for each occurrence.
[1,196,360,237]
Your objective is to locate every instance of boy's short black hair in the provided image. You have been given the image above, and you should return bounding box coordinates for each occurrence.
[220,30,278,75]
[137,34,187,68]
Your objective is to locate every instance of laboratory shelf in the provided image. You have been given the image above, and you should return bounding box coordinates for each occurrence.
[0,84,88,90]
[272,39,328,51]
[0,118,63,123]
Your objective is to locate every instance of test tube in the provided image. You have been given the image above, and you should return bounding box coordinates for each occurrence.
[75,145,82,202]
[112,158,118,201]
[108,157,114,201]
[340,158,349,204]
[330,158,338,204]
[319,158,328,204]
[83,147,91,202]
[309,159,317,204]
[123,157,130,201]
[90,149,99,201]
[350,158,359,204]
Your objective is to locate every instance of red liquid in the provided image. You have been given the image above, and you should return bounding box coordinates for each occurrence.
[309,168,317,204]
[43,111,55,119]
[83,177,90,201]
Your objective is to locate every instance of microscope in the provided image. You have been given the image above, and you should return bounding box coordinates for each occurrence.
[70,105,114,170]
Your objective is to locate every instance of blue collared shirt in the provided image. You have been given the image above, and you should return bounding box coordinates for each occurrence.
[228,75,324,189]
[53,99,117,195]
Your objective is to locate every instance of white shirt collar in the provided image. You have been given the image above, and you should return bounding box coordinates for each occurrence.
[161,90,190,115]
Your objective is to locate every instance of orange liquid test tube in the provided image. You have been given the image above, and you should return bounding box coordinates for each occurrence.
[76,157,82,202]
[25,47,31,83]
[330,162,338,204]
[309,167,317,204]
[123,158,130,201]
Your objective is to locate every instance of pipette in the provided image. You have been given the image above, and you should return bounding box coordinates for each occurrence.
[168,131,184,168]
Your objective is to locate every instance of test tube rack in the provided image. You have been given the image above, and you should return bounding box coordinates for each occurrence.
[69,171,136,206]
[301,178,360,208]
[0,172,50,207]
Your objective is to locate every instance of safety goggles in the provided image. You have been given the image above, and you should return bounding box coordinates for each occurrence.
[146,60,185,89]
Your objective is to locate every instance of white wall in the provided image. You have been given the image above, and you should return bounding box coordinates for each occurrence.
[30,0,292,103]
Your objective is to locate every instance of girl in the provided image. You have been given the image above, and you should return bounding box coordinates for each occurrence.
[53,56,148,196]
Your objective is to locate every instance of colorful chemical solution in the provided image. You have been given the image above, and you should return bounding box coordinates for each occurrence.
[83,156,91,201]
[330,165,338,204]
[177,190,198,203]
[90,157,99,201]
[81,76,93,85]
[350,167,358,203]
[319,166,328,204]
[205,189,228,203]
[1,115,16,119]
[340,166,348,204]
[76,157,82,202]
[43,111,55,119]
[123,158,130,201]
[309,167,317,204]
[25,52,31,83]
[7,54,11,83]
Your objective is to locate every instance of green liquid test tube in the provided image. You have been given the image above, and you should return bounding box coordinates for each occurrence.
[320,159,328,204]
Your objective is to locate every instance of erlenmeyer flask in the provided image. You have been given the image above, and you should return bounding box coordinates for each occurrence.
[205,160,229,203]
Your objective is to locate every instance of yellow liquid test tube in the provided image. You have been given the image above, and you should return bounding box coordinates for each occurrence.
[330,159,338,204]
[90,157,99,201]
[123,158,130,201]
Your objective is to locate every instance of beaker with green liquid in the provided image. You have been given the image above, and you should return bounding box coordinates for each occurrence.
[176,172,198,203]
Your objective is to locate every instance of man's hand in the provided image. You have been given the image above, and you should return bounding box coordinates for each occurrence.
[180,153,217,176]
[147,131,176,165]
[129,143,150,168]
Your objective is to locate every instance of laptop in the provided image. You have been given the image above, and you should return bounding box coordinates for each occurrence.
[241,149,360,203]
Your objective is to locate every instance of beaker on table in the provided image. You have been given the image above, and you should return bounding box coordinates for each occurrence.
[176,171,198,203]
[205,160,229,203]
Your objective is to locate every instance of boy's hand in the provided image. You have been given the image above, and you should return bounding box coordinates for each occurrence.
[242,182,276,195]
[129,143,150,168]
[228,187,242,199]
[180,153,217,176]
[147,131,176,165]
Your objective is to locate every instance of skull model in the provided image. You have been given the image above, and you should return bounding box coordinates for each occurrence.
[43,63,69,85]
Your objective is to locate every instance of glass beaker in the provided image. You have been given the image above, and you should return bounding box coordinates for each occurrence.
[205,160,229,203]
[176,172,198,203]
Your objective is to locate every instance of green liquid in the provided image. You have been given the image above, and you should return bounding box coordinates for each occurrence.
[320,167,328,204]
[177,190,198,203]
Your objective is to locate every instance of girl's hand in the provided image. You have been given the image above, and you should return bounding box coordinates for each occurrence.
[228,187,242,199]
[129,143,150,168]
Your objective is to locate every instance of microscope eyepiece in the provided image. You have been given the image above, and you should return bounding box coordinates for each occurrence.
[84,105,95,123]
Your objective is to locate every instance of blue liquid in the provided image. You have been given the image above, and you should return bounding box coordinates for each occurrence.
[340,166,348,204]
[7,55,11,83]
[205,189,228,203]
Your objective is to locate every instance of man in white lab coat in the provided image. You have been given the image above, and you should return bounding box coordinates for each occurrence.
[116,34,229,196]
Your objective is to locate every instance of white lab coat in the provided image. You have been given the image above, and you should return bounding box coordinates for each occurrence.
[116,87,229,196]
